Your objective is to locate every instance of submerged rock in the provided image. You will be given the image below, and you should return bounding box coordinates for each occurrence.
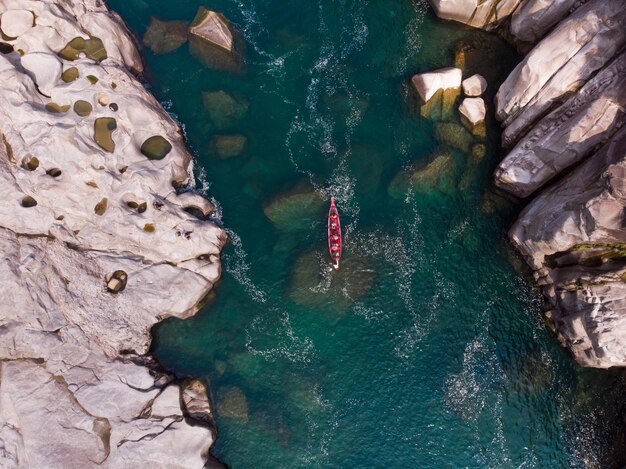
[189,7,242,72]
[210,134,247,159]
[411,67,461,120]
[143,17,188,54]
[218,387,249,420]
[263,186,325,231]
[202,90,249,128]
[389,149,458,197]
[434,122,473,152]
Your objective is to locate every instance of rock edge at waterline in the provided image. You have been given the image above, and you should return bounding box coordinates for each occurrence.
[0,0,226,467]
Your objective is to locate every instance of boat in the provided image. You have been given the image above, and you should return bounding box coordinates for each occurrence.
[328,197,342,269]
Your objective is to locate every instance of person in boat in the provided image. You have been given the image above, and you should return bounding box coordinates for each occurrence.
[330,213,338,220]
[332,234,340,243]
[330,222,338,230]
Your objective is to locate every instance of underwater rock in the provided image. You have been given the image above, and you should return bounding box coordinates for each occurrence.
[94,117,117,152]
[263,186,325,231]
[140,135,172,160]
[462,74,487,97]
[143,17,188,54]
[218,387,249,420]
[202,90,249,128]
[434,122,473,152]
[0,9,34,38]
[389,149,458,197]
[189,7,242,72]
[210,134,247,159]
[458,97,486,138]
[411,67,461,121]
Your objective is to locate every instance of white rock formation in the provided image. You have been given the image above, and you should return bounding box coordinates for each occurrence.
[0,0,226,466]
[0,9,33,38]
[188,6,241,72]
[412,67,462,102]
[426,0,523,29]
[495,52,626,197]
[458,97,486,136]
[496,0,626,147]
[509,0,577,43]
[462,74,487,97]
[510,128,626,368]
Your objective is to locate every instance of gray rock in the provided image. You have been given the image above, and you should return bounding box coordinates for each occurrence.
[495,51,626,197]
[510,0,577,43]
[496,0,626,146]
[509,128,626,368]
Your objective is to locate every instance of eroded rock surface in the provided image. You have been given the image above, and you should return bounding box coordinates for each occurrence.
[0,0,225,466]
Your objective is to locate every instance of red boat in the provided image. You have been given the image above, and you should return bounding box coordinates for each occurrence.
[328,197,342,269]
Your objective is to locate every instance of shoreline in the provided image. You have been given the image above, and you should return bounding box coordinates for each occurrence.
[0,0,225,466]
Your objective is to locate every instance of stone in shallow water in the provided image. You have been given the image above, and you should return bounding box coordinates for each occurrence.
[94,117,117,152]
[143,17,188,54]
[61,67,79,82]
[218,386,248,420]
[73,100,93,117]
[140,135,172,160]
[411,67,461,121]
[202,90,249,128]
[210,134,247,158]
[58,36,107,63]
[188,7,242,72]
[289,249,375,313]
[1,10,34,38]
[435,122,473,152]
[389,149,458,197]
[263,186,324,231]
[462,74,487,97]
[458,97,486,138]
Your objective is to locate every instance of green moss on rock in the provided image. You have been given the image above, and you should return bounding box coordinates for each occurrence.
[94,117,117,152]
[73,100,93,117]
[21,195,37,207]
[94,197,108,216]
[45,102,70,114]
[143,223,156,233]
[59,36,107,62]
[140,135,172,160]
[87,75,99,84]
[61,67,79,82]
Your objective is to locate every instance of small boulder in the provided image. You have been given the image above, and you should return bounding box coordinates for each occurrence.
[458,97,486,138]
[462,74,487,97]
[210,134,247,158]
[0,10,34,38]
[95,93,109,106]
[143,17,188,54]
[188,7,242,72]
[202,90,248,128]
[411,67,462,120]
[106,270,127,293]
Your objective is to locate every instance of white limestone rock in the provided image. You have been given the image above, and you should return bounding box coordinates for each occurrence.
[495,52,626,198]
[411,67,462,120]
[426,0,523,29]
[509,128,626,368]
[0,9,34,38]
[462,74,487,97]
[510,0,577,43]
[0,0,226,466]
[458,97,486,137]
[496,0,626,147]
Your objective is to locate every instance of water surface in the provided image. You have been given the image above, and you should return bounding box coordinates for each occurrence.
[109,0,625,466]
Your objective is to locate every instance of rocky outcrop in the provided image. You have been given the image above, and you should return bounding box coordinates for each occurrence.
[494,51,626,197]
[0,0,226,466]
[427,0,626,368]
[426,0,524,29]
[188,7,242,72]
[510,128,626,368]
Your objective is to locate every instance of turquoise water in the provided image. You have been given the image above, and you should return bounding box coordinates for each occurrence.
[110,1,625,467]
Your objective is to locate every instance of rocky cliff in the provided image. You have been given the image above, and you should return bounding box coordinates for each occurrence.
[427,0,626,368]
[0,0,226,466]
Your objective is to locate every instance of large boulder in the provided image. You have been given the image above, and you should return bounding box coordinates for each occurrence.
[461,74,487,97]
[509,128,626,368]
[458,97,486,137]
[495,52,626,198]
[188,7,242,72]
[411,67,462,120]
[496,0,626,147]
[426,0,523,29]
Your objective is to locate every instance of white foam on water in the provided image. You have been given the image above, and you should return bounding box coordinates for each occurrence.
[395,0,428,75]
[244,309,316,364]
[223,229,268,303]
